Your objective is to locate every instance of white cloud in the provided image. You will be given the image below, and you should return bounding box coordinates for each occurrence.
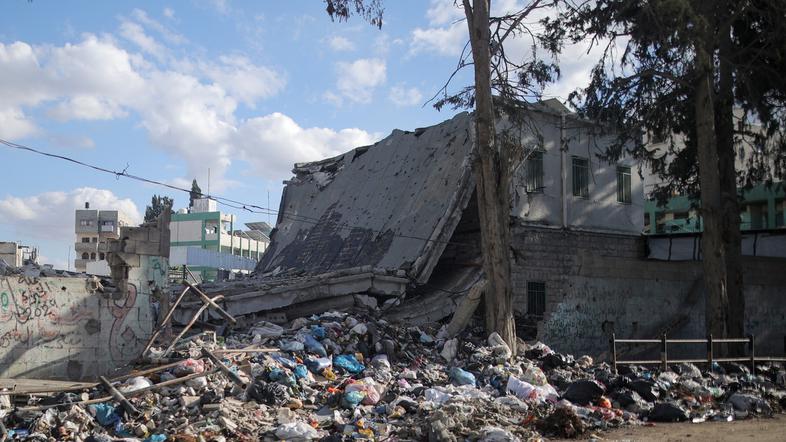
[333,58,387,104]
[201,55,286,106]
[0,34,288,191]
[119,20,167,61]
[236,112,380,180]
[327,35,355,52]
[0,187,142,241]
[410,25,465,57]
[0,107,37,139]
[47,95,127,121]
[426,0,464,25]
[389,85,423,107]
[131,9,186,45]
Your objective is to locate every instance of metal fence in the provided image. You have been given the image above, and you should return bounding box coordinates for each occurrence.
[609,333,786,375]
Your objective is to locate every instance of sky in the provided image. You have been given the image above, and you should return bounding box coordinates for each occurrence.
[0,0,603,269]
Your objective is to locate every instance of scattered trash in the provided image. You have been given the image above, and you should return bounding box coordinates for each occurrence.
[4,311,784,440]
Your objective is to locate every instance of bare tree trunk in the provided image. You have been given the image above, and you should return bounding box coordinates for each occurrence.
[695,37,732,343]
[462,0,517,354]
[715,14,746,349]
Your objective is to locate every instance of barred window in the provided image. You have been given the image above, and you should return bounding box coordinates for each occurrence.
[527,281,546,317]
[572,157,589,198]
[525,151,544,192]
[617,166,632,204]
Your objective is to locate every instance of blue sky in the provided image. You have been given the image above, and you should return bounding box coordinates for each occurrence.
[0,0,600,269]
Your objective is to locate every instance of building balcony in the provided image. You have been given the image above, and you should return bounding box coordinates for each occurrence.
[74,242,97,253]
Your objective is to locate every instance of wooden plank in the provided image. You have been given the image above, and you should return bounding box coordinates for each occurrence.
[184,281,237,325]
[201,348,245,386]
[99,376,139,416]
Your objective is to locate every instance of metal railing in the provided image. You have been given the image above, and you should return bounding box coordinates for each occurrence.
[609,333,786,375]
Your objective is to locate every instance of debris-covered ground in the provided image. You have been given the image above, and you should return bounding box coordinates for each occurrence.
[3,311,785,441]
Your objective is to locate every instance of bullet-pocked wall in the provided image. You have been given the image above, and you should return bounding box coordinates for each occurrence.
[0,275,154,380]
[511,225,786,359]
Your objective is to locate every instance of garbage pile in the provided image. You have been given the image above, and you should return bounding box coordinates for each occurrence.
[2,311,785,440]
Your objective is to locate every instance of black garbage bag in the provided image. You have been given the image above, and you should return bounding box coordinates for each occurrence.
[630,379,660,402]
[649,402,689,422]
[563,379,605,405]
[247,379,290,406]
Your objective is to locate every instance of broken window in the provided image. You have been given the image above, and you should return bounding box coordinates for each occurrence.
[525,151,544,192]
[572,157,589,198]
[616,166,632,204]
[81,252,89,260]
[90,252,96,260]
[81,237,90,243]
[527,281,546,317]
[99,252,105,260]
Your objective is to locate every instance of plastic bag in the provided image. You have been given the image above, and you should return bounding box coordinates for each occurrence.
[280,340,305,352]
[302,335,327,357]
[449,367,476,386]
[521,364,547,386]
[424,388,451,404]
[311,325,326,339]
[487,332,512,359]
[118,376,153,394]
[305,357,332,373]
[250,321,284,338]
[173,358,205,377]
[506,375,536,401]
[333,354,365,374]
[345,379,381,405]
[88,403,120,426]
[440,338,458,362]
[275,421,319,440]
[341,390,366,409]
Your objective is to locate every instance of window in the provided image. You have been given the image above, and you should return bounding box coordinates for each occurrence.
[99,252,105,260]
[644,213,651,232]
[775,200,784,228]
[92,237,98,243]
[527,281,546,317]
[525,151,544,192]
[90,253,96,260]
[81,237,90,243]
[572,157,589,198]
[81,252,89,260]
[79,220,93,226]
[616,166,632,204]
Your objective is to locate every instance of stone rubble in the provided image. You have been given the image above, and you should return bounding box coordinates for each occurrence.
[1,311,784,441]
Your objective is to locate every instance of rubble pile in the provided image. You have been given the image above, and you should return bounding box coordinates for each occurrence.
[2,311,785,441]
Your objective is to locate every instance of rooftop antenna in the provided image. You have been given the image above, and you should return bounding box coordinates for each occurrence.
[267,190,271,224]
[207,168,211,198]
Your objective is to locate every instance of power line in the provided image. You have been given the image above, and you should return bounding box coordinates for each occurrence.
[0,138,473,248]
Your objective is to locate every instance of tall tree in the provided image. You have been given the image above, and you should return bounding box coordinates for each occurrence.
[189,179,202,208]
[553,0,786,342]
[326,0,560,354]
[145,195,174,223]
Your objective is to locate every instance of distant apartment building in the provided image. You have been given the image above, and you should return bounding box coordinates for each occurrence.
[0,242,37,267]
[169,198,270,281]
[74,202,132,272]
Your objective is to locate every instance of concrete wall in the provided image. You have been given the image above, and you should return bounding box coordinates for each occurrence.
[170,219,203,243]
[511,225,786,358]
[0,275,153,380]
[506,110,644,235]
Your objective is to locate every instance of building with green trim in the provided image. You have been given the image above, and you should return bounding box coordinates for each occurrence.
[644,182,786,234]
[169,198,269,281]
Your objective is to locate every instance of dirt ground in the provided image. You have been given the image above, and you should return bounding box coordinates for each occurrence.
[573,414,786,441]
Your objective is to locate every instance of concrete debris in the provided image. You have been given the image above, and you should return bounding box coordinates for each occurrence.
[3,313,785,440]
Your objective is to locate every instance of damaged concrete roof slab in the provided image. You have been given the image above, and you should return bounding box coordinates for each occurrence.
[257,112,475,285]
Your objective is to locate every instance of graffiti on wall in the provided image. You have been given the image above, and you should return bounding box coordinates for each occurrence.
[0,276,92,352]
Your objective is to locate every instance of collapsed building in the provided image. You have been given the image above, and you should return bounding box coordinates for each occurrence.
[0,213,170,380]
[186,100,786,359]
